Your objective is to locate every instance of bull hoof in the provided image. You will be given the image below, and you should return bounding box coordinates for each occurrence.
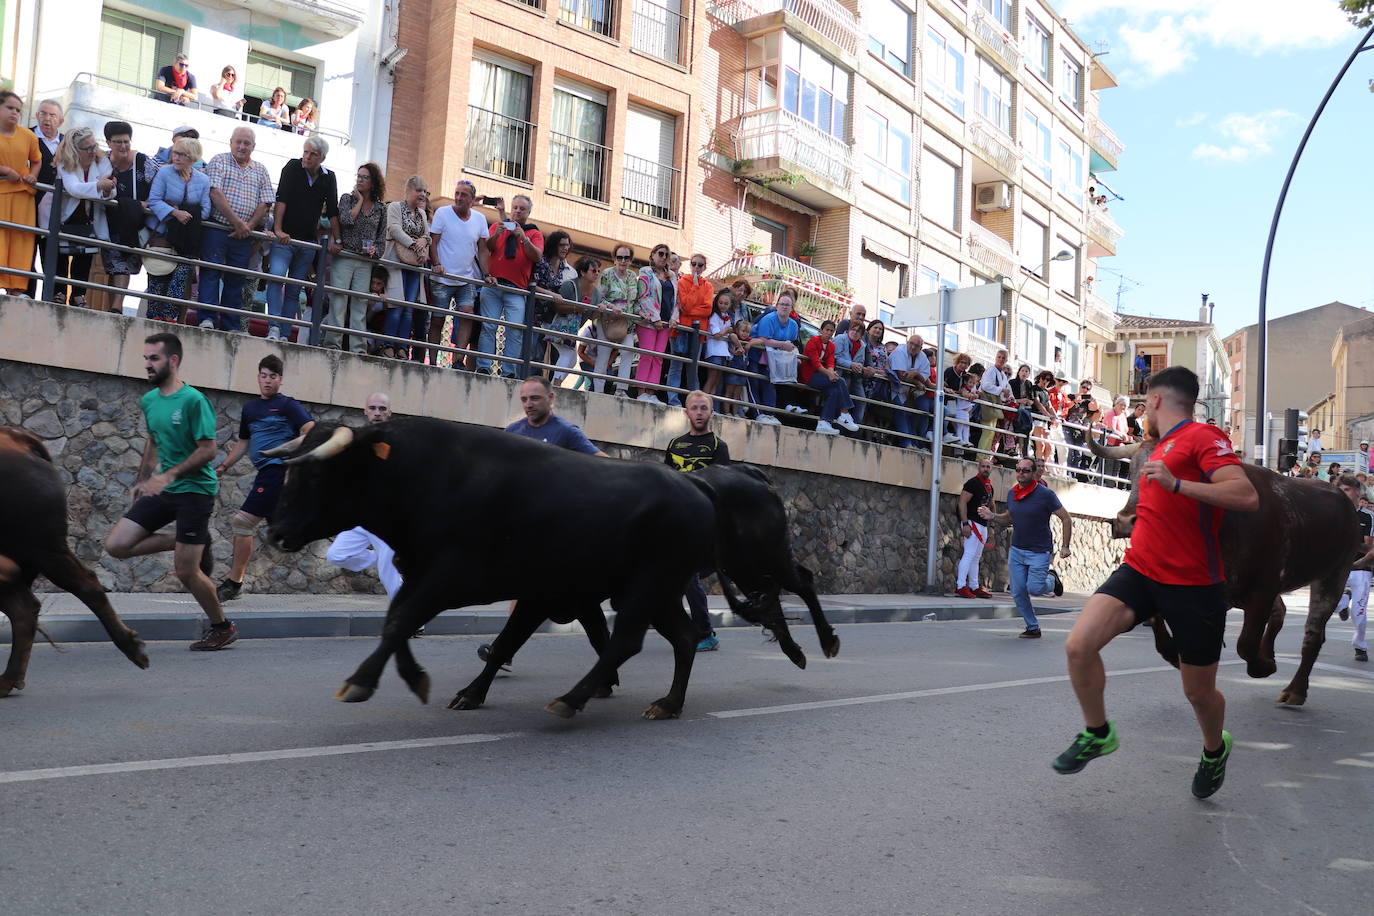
[783,644,807,669]
[0,679,16,698]
[1276,690,1306,706]
[545,699,577,719]
[447,693,482,711]
[122,633,150,670]
[335,682,375,703]
[1247,659,1278,679]
[823,634,841,658]
[642,702,681,720]
[591,684,614,699]
[405,672,431,705]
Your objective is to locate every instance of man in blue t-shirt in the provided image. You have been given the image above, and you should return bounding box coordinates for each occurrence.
[979,457,1073,637]
[504,376,605,455]
[214,354,314,601]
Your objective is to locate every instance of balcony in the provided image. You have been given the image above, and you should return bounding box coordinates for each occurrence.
[712,251,856,325]
[713,0,859,60]
[1088,116,1124,172]
[734,107,856,207]
[632,0,689,65]
[622,154,681,223]
[466,105,536,183]
[967,114,1021,180]
[1085,206,1123,258]
[970,6,1021,73]
[966,221,1017,281]
[1084,294,1119,343]
[559,0,616,38]
[246,0,365,38]
[548,132,609,203]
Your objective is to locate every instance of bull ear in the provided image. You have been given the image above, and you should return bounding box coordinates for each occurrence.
[285,426,355,464]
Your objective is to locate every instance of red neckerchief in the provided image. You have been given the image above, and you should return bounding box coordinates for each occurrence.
[978,473,993,501]
[1012,479,1040,501]
[172,67,189,90]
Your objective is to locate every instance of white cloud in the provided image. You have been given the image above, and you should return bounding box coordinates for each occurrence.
[1060,0,1354,82]
[1175,111,1208,127]
[1190,109,1297,162]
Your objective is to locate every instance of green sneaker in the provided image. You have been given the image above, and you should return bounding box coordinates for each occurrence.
[1052,722,1120,774]
[1191,730,1233,799]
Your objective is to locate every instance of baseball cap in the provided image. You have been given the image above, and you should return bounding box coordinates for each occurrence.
[172,125,199,139]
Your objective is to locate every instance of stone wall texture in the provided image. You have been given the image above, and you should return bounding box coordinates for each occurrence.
[2,359,1127,597]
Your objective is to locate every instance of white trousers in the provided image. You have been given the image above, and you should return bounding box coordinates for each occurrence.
[592,328,636,394]
[326,527,402,600]
[948,399,972,443]
[1336,569,1370,651]
[957,521,987,589]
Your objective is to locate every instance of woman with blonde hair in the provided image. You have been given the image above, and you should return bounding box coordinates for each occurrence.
[380,174,429,358]
[53,126,116,308]
[0,90,41,296]
[292,98,318,134]
[633,242,677,403]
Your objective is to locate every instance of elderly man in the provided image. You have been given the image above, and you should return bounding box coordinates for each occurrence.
[430,179,490,365]
[888,334,934,449]
[29,98,63,296]
[480,194,544,377]
[835,303,867,338]
[977,349,1013,454]
[266,137,342,341]
[199,126,275,331]
[326,393,402,601]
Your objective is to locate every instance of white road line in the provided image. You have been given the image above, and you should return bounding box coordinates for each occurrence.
[0,732,523,785]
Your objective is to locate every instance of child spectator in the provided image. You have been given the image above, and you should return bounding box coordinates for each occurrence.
[722,318,752,417]
[702,288,734,397]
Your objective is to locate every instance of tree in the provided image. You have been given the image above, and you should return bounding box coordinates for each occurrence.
[1340,1,1374,28]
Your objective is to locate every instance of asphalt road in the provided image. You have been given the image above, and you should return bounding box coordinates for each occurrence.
[2,611,1371,915]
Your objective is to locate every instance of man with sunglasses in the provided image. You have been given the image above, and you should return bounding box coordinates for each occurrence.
[978,458,1073,638]
[154,53,198,107]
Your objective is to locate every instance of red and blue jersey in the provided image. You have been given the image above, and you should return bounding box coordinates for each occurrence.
[1123,420,1242,586]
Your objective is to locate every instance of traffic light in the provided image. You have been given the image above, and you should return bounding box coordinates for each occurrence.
[1284,408,1309,454]
[1278,439,1298,471]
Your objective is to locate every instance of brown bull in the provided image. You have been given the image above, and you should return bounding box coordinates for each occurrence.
[0,427,148,695]
[1091,436,1357,705]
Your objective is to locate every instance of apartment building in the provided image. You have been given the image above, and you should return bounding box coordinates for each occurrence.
[5,0,393,178]
[1101,306,1229,420]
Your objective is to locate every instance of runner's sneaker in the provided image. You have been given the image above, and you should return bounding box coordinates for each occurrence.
[190,620,238,651]
[955,586,976,599]
[1191,730,1233,799]
[1357,648,1368,662]
[1049,569,1064,597]
[216,578,242,602]
[972,587,993,598]
[696,635,719,652]
[1018,628,1042,639]
[1052,722,1119,774]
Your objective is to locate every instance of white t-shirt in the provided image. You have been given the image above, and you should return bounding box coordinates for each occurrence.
[706,313,731,359]
[430,205,489,279]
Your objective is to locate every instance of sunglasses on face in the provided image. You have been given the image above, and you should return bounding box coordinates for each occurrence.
[690,261,705,268]
[615,254,632,260]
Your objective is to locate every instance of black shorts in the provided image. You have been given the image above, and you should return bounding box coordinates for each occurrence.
[1095,563,1229,667]
[240,463,287,520]
[124,491,216,546]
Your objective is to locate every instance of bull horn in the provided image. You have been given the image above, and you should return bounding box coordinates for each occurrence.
[286,426,355,464]
[261,434,308,458]
[1087,437,1144,461]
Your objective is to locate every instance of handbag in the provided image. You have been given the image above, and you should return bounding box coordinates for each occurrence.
[143,237,178,277]
[599,314,631,344]
[162,181,203,256]
[58,218,97,255]
[396,236,428,266]
[766,346,798,384]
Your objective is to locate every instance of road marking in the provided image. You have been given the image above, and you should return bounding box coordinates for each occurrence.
[0,732,523,785]
[1333,758,1374,769]
[1328,859,1374,872]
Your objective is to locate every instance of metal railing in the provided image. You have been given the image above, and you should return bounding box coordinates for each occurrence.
[970,6,1022,72]
[1085,206,1124,252]
[966,222,1017,281]
[621,154,680,222]
[736,108,856,191]
[8,178,1136,491]
[465,106,536,183]
[1089,116,1124,167]
[632,0,689,65]
[559,0,617,38]
[548,131,610,203]
[710,251,855,326]
[968,113,1021,178]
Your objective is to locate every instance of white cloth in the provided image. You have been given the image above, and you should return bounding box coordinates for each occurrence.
[981,362,1011,399]
[705,312,731,359]
[1337,569,1370,651]
[56,158,114,240]
[592,327,636,394]
[326,527,401,600]
[429,205,489,278]
[957,521,987,589]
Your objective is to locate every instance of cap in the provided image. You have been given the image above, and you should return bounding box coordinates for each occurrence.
[1362,440,1369,446]
[172,125,199,139]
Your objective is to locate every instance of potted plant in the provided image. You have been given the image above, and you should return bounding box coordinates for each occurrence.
[797,240,818,264]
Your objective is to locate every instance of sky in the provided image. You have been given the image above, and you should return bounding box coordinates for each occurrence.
[1057,0,1374,337]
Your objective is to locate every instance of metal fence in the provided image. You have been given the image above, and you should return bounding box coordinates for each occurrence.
[6,177,1132,488]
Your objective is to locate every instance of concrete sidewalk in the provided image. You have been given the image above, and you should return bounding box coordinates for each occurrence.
[17,590,1090,642]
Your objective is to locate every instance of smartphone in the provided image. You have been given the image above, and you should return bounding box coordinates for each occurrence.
[502,220,517,231]
[479,195,501,206]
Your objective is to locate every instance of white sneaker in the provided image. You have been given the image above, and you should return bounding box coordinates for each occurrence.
[836,412,859,432]
[944,432,960,443]
[266,327,281,341]
[637,393,661,404]
[755,413,782,426]
[199,319,215,329]
[815,420,839,435]
[784,404,808,414]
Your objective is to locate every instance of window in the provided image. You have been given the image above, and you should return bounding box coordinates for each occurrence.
[915,267,959,350]
[780,37,850,139]
[622,104,680,221]
[98,8,183,96]
[1059,52,1083,111]
[1054,139,1084,199]
[864,250,908,326]
[1053,239,1080,298]
[1025,15,1051,82]
[919,148,959,230]
[560,0,614,38]
[973,55,1012,134]
[549,80,609,203]
[1021,109,1052,182]
[632,0,684,63]
[866,0,913,77]
[1020,214,1047,274]
[753,215,789,254]
[246,50,318,111]
[467,52,535,181]
[1018,316,1047,366]
[979,0,1013,33]
[863,108,912,204]
[1065,339,1080,379]
[924,26,965,117]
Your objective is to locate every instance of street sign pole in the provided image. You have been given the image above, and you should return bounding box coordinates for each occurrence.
[925,286,950,593]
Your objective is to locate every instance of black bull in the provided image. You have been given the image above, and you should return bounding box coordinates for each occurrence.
[0,427,148,696]
[1090,436,1358,705]
[266,418,839,720]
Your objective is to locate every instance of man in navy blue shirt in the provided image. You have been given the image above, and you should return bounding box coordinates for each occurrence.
[505,376,605,455]
[979,457,1073,637]
[214,354,314,600]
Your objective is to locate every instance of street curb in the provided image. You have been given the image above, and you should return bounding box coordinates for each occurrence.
[19,601,1080,643]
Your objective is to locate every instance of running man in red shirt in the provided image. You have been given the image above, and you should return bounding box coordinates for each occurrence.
[1053,366,1259,798]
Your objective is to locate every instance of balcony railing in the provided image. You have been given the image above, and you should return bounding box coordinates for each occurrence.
[967,114,1021,178]
[559,0,616,38]
[548,131,610,203]
[966,221,1017,280]
[1085,207,1123,254]
[1084,295,1119,335]
[1089,116,1124,168]
[736,108,855,192]
[465,106,536,183]
[712,0,859,57]
[632,0,688,65]
[971,6,1021,72]
[622,153,681,222]
[711,251,854,325]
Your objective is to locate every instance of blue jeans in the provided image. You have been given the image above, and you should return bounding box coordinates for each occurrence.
[265,242,315,338]
[431,277,477,344]
[1008,545,1052,631]
[198,226,252,331]
[477,283,528,376]
[665,332,700,406]
[807,374,854,422]
[893,393,934,447]
[747,354,777,409]
[384,269,421,345]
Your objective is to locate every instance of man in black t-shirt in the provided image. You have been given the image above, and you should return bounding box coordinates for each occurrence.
[665,391,730,651]
[956,457,996,598]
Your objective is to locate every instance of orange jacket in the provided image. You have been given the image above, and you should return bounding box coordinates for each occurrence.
[675,273,714,338]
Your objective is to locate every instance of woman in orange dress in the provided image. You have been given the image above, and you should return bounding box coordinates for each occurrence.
[0,91,41,295]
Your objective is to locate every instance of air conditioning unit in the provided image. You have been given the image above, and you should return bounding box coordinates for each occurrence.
[1104,341,1126,355]
[975,181,1012,212]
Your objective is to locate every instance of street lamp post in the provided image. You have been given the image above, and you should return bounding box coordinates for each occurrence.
[1004,249,1074,364]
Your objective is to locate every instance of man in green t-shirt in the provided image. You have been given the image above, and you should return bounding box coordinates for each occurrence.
[104,332,236,650]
